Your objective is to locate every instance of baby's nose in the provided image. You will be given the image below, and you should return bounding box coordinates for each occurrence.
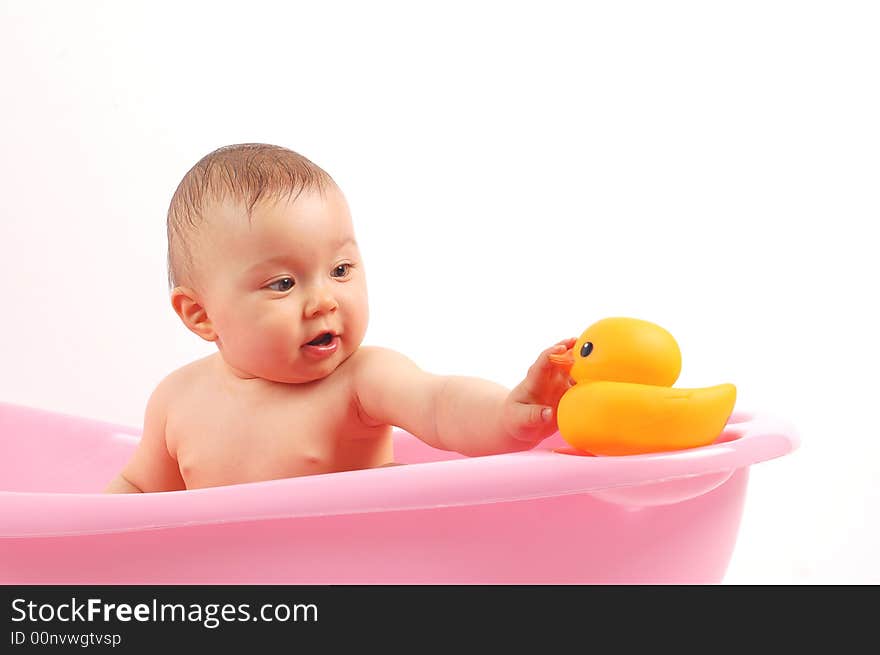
[305,286,339,317]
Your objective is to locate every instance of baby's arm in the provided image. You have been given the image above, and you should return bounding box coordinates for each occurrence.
[104,473,142,493]
[352,343,572,457]
[103,378,186,493]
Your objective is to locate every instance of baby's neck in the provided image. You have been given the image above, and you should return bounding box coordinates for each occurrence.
[214,354,261,381]
[211,352,340,387]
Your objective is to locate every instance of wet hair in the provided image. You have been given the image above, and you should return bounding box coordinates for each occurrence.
[166,143,335,289]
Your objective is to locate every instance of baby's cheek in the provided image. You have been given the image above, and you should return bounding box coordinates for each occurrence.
[234,321,287,363]
[262,324,298,355]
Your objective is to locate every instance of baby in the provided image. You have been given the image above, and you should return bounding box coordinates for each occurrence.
[104,143,575,493]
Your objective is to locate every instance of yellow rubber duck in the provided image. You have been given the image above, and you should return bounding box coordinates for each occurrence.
[548,317,736,456]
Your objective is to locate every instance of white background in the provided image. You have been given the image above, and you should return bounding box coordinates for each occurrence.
[1,1,877,583]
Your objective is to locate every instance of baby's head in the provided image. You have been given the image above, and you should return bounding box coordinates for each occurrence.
[166,143,368,384]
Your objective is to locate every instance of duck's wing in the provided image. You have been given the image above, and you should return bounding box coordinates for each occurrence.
[560,382,737,454]
[637,384,736,445]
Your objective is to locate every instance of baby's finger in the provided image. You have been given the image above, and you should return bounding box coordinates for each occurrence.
[537,343,568,371]
[515,403,556,430]
[549,337,577,356]
[547,338,577,367]
[514,339,578,402]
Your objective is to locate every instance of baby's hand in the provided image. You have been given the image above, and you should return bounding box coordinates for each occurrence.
[501,338,577,445]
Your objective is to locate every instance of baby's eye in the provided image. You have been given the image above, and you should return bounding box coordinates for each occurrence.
[331,263,353,278]
[267,277,295,292]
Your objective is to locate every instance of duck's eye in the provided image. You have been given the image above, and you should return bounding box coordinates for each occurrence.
[580,342,594,358]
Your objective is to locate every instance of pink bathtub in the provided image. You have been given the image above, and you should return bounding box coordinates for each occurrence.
[0,400,797,584]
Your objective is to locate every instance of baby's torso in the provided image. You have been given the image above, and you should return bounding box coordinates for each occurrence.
[164,353,392,489]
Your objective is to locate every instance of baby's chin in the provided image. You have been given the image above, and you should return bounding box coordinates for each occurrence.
[272,367,340,384]
[264,353,354,384]
[219,337,360,384]
[218,357,342,385]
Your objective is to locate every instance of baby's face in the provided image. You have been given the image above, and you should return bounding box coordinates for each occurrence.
[197,186,369,383]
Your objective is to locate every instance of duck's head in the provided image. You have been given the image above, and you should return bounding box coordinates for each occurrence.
[550,317,682,386]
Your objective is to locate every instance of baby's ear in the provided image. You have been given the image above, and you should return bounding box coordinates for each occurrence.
[170,286,216,342]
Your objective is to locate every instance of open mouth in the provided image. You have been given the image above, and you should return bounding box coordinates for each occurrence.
[306,332,335,347]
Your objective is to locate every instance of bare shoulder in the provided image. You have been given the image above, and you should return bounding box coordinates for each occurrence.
[346,345,440,433]
[346,346,417,411]
[346,345,419,383]
[348,345,419,367]
[157,355,212,394]
[145,355,213,417]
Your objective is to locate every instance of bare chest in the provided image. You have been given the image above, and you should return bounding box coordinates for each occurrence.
[166,379,391,489]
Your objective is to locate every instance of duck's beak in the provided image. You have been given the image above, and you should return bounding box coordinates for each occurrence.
[548,348,575,372]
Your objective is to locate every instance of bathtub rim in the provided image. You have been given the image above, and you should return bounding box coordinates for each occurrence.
[0,403,798,538]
